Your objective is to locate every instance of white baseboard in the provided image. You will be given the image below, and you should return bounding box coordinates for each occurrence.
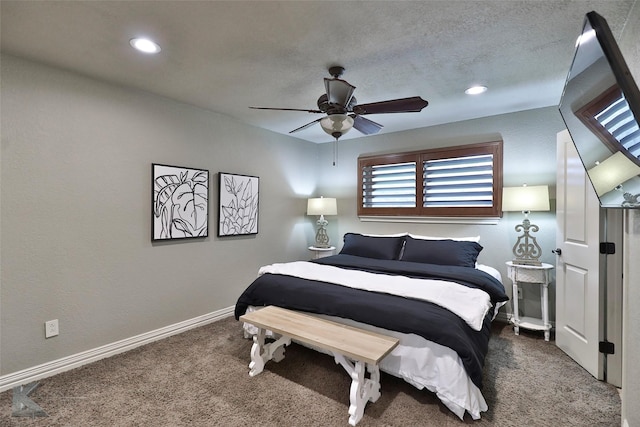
[0,306,235,392]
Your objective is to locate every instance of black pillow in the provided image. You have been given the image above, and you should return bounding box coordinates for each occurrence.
[400,237,483,267]
[339,233,404,260]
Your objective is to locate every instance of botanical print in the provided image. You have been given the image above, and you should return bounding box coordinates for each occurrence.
[218,173,259,236]
[152,164,209,240]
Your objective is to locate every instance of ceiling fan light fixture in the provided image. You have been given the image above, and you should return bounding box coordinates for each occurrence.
[320,114,354,138]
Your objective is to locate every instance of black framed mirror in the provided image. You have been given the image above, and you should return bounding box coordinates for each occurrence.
[559,11,640,208]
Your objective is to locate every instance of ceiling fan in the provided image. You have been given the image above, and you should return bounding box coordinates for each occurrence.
[249,66,429,140]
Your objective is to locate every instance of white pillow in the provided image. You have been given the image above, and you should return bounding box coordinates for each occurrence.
[361,232,408,237]
[476,263,502,282]
[408,233,481,242]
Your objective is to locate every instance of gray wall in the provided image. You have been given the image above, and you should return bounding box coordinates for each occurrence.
[0,52,566,376]
[2,8,639,422]
[0,54,320,374]
[316,107,564,318]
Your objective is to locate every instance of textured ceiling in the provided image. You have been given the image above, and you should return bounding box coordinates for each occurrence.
[1,1,637,143]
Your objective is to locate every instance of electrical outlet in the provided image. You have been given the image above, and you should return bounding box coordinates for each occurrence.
[517,288,523,299]
[45,319,59,338]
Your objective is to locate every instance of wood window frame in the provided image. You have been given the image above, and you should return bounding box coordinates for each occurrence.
[576,85,624,154]
[357,140,503,217]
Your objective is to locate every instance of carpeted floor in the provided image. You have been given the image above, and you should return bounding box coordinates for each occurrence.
[0,317,621,426]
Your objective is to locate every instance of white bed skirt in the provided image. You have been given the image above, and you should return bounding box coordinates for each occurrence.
[242,306,487,420]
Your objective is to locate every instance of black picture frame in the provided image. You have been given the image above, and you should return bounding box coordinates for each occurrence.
[152,163,209,241]
[218,172,259,236]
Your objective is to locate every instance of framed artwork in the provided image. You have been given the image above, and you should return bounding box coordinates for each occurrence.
[218,172,259,236]
[152,163,209,241]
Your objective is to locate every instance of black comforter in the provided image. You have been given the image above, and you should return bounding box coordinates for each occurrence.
[234,254,508,389]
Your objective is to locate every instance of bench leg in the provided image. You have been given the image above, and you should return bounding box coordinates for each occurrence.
[248,328,291,377]
[333,353,381,426]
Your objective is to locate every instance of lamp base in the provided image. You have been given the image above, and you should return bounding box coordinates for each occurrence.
[314,216,330,248]
[511,217,543,267]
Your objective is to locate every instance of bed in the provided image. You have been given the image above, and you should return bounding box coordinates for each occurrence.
[234,232,509,420]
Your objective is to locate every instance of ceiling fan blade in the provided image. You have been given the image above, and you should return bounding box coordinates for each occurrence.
[250,106,323,113]
[324,78,356,107]
[352,96,428,115]
[289,118,323,134]
[351,115,383,135]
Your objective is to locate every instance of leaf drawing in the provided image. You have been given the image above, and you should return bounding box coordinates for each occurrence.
[153,166,209,239]
[219,174,258,235]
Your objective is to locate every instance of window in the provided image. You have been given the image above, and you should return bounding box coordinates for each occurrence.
[577,85,640,160]
[358,141,503,217]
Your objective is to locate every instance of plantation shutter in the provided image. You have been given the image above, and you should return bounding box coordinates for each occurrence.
[362,161,416,208]
[422,154,494,207]
[595,94,640,159]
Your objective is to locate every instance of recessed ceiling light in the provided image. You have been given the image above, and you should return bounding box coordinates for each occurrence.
[465,85,488,95]
[129,37,161,54]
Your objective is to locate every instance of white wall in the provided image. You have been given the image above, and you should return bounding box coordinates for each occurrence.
[618,2,640,425]
[622,210,640,427]
[0,54,321,374]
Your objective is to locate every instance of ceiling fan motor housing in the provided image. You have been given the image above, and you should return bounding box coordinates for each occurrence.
[317,94,357,114]
[328,66,345,78]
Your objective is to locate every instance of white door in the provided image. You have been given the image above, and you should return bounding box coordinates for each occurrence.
[555,130,603,379]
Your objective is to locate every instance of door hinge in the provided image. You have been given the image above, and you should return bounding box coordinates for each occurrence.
[599,341,615,355]
[599,242,615,255]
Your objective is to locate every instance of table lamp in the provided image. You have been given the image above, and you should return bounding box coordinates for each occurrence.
[307,197,337,248]
[502,185,550,266]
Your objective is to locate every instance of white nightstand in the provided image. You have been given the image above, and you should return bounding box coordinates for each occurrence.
[308,246,336,259]
[506,261,554,341]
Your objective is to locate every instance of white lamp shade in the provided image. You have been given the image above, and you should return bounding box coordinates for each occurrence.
[307,197,337,216]
[502,185,550,212]
[320,114,354,137]
[588,151,640,196]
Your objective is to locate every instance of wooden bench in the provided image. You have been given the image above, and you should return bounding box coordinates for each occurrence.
[239,305,399,426]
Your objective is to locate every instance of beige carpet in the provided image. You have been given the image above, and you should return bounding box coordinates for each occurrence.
[0,317,620,426]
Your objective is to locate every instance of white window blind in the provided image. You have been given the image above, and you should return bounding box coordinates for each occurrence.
[362,161,416,208]
[595,94,640,158]
[423,154,494,207]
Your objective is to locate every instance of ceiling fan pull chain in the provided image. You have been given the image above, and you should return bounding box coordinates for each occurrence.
[333,138,338,166]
